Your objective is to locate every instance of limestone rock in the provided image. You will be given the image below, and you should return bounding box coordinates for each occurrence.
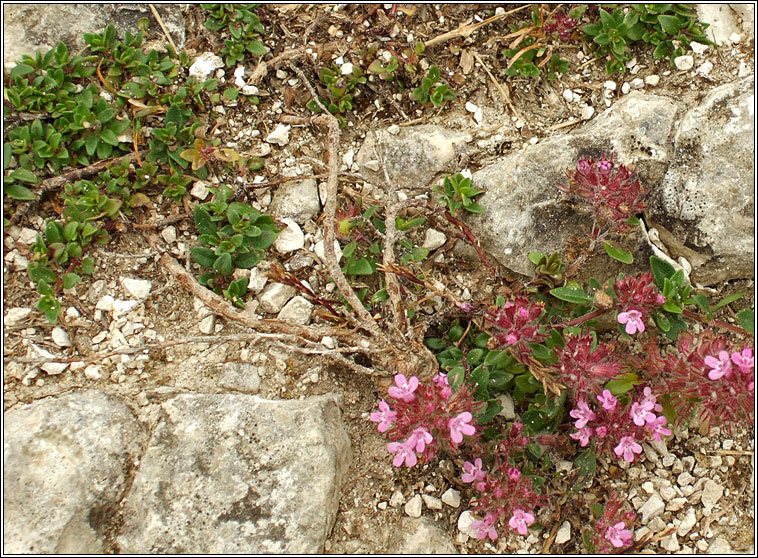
[258,283,296,313]
[696,5,744,45]
[277,296,313,325]
[120,277,152,300]
[3,5,186,72]
[388,518,457,554]
[189,52,224,81]
[3,391,144,554]
[647,76,754,284]
[5,307,32,326]
[273,218,305,253]
[116,393,350,553]
[269,178,320,224]
[219,362,261,394]
[357,125,472,190]
[404,494,423,518]
[265,124,290,146]
[465,92,677,279]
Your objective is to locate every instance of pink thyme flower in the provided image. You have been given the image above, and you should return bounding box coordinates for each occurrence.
[614,272,664,320]
[462,458,486,483]
[614,435,643,462]
[630,399,656,426]
[570,398,597,428]
[508,467,521,482]
[508,508,535,536]
[605,521,633,548]
[596,425,608,437]
[408,427,433,453]
[369,400,396,432]
[388,373,419,402]
[618,309,645,335]
[731,348,754,374]
[387,440,417,467]
[432,373,452,399]
[705,351,733,380]
[597,156,613,173]
[471,513,498,541]
[641,386,663,412]
[570,426,593,447]
[597,389,617,410]
[486,296,547,361]
[448,411,476,445]
[648,415,671,442]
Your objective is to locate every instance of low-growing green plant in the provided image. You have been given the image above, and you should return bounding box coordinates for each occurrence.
[202,3,267,67]
[307,65,367,127]
[436,172,484,215]
[411,66,455,108]
[190,185,279,305]
[367,55,399,82]
[582,5,713,74]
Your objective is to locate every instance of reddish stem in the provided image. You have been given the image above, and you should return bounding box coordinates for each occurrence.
[559,308,608,329]
[443,210,496,276]
[681,308,750,337]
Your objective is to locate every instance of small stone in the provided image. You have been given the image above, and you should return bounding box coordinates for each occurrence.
[220,362,261,394]
[660,533,680,552]
[660,485,678,500]
[65,307,80,319]
[696,61,713,76]
[273,218,304,253]
[189,52,224,81]
[700,479,723,512]
[258,283,297,313]
[690,41,709,55]
[677,508,697,537]
[84,364,103,380]
[639,493,665,524]
[581,105,595,120]
[706,536,732,554]
[161,226,177,244]
[621,82,631,94]
[631,77,645,90]
[247,267,268,293]
[457,510,478,538]
[41,362,69,375]
[722,440,734,450]
[96,295,115,311]
[644,74,660,86]
[677,471,695,487]
[387,124,400,135]
[641,481,655,494]
[5,307,32,326]
[277,296,313,325]
[674,55,694,71]
[603,80,617,90]
[562,89,574,102]
[135,392,150,406]
[738,62,751,78]
[18,227,39,245]
[120,277,151,300]
[441,488,460,508]
[728,32,742,44]
[423,229,447,251]
[555,521,571,544]
[682,456,695,471]
[112,300,139,316]
[314,239,343,264]
[390,489,405,507]
[404,494,422,518]
[648,516,667,532]
[362,159,380,172]
[421,495,442,510]
[662,454,676,467]
[191,181,210,200]
[497,393,516,420]
[342,149,355,168]
[199,315,216,334]
[340,62,354,75]
[51,327,71,348]
[265,124,290,146]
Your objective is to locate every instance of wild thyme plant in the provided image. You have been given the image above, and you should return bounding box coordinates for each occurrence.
[370,153,754,548]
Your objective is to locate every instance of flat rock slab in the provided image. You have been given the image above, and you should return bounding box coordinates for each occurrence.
[3,4,187,71]
[116,393,351,554]
[3,391,145,554]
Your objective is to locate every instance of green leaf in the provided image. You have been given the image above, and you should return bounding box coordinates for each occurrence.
[650,256,676,289]
[234,249,262,269]
[213,252,233,275]
[194,206,217,235]
[605,372,639,395]
[343,240,357,260]
[98,128,120,146]
[344,257,375,276]
[712,291,745,311]
[62,273,81,289]
[522,408,547,434]
[5,183,37,200]
[688,293,712,318]
[657,14,681,34]
[11,167,39,184]
[190,246,216,268]
[736,309,754,335]
[655,312,671,332]
[426,337,447,351]
[573,448,597,487]
[662,301,682,314]
[549,286,593,305]
[80,257,95,275]
[603,241,633,264]
[477,400,503,424]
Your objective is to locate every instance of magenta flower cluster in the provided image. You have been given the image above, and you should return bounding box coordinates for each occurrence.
[544,11,579,41]
[569,386,671,462]
[370,373,483,467]
[552,329,622,396]
[462,422,545,541]
[591,493,636,552]
[638,332,754,431]
[613,272,665,335]
[486,296,547,362]
[560,153,648,233]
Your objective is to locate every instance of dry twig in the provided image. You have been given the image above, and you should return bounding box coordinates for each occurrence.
[424,5,532,48]
[149,4,179,53]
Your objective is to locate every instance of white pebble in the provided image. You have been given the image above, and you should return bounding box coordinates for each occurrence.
[729,32,742,44]
[674,55,694,71]
[696,61,713,76]
[603,80,617,90]
[51,327,71,348]
[265,124,291,146]
[631,77,645,90]
[273,218,305,253]
[404,494,423,518]
[644,74,660,86]
[340,62,354,75]
[555,521,572,544]
[191,181,210,200]
[441,488,460,508]
[581,105,595,120]
[621,82,631,95]
[161,226,177,244]
[562,89,574,102]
